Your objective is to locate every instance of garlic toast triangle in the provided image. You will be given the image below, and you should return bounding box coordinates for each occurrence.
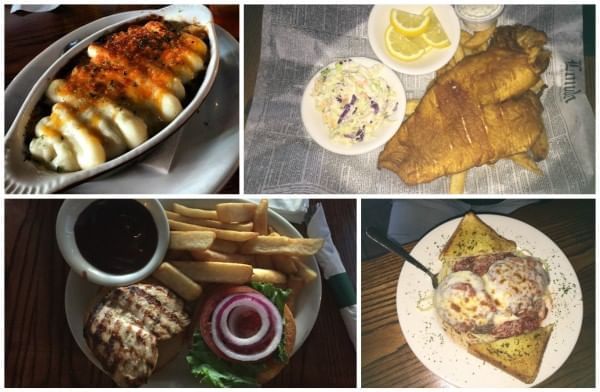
[468,325,553,384]
[439,212,516,280]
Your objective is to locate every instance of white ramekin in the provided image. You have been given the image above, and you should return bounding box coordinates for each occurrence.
[454,5,504,31]
[56,199,169,286]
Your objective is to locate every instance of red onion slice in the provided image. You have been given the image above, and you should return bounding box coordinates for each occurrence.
[211,293,283,362]
[220,298,270,346]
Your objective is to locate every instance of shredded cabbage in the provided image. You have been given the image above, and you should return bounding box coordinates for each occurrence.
[312,59,399,144]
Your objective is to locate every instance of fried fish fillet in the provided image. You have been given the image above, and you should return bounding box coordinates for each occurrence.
[378,25,551,185]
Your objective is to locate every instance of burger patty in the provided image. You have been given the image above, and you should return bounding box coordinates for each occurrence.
[84,283,190,387]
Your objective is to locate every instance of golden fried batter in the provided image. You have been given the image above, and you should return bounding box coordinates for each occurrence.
[378,25,551,185]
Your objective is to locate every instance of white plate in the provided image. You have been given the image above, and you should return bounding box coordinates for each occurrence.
[396,214,583,387]
[301,57,406,155]
[5,10,238,194]
[368,5,460,75]
[65,199,322,387]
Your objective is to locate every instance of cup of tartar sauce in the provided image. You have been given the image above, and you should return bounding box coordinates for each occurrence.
[454,5,504,31]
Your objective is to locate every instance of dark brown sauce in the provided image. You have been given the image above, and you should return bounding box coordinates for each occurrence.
[74,199,158,275]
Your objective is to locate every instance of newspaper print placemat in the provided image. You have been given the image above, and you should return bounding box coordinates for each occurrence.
[244,5,594,194]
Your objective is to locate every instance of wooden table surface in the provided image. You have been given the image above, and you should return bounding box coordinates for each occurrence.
[362,200,595,387]
[4,5,239,194]
[5,199,356,387]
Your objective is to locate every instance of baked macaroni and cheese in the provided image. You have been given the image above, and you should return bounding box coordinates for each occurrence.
[28,18,210,172]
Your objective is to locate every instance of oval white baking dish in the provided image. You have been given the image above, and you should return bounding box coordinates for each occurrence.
[5,5,220,194]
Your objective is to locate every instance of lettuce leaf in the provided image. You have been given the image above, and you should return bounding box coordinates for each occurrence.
[250,282,292,363]
[249,282,291,314]
[186,330,263,388]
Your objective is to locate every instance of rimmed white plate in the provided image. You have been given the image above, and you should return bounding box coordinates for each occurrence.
[396,214,582,387]
[65,199,322,387]
[368,5,460,75]
[301,57,406,155]
[5,9,238,194]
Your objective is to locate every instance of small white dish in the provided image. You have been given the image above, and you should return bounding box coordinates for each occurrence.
[455,5,504,32]
[56,199,169,286]
[301,57,406,156]
[368,5,461,75]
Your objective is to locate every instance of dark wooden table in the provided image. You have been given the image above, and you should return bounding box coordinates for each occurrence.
[362,200,595,387]
[5,199,356,387]
[4,5,239,194]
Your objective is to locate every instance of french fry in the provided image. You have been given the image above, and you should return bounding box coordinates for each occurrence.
[405,99,420,117]
[254,255,274,269]
[251,268,287,285]
[453,45,465,63]
[253,199,269,235]
[530,131,549,161]
[153,262,202,301]
[216,203,257,223]
[460,30,473,45]
[463,25,496,49]
[210,238,240,254]
[449,171,467,194]
[170,261,252,284]
[169,219,258,242]
[190,248,255,265]
[294,260,318,283]
[511,153,543,175]
[240,236,324,256]
[529,79,547,95]
[169,231,215,250]
[286,275,305,312]
[173,203,218,220]
[272,254,299,274]
[166,210,254,232]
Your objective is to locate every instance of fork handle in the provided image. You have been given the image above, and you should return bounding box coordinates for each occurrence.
[366,227,436,280]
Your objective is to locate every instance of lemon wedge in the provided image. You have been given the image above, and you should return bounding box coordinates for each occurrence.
[384,25,425,61]
[390,9,430,37]
[410,35,433,53]
[421,7,450,48]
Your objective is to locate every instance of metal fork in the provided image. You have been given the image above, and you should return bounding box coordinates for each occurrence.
[366,227,439,288]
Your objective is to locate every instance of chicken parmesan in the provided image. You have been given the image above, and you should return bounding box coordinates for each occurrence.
[433,212,553,383]
[28,18,210,172]
[435,253,550,340]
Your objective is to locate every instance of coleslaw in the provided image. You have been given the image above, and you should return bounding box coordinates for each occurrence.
[311,59,399,144]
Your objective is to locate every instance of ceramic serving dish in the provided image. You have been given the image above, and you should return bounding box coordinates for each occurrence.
[5,5,220,194]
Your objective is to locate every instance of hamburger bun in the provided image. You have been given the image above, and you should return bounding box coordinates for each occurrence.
[256,304,296,384]
[198,285,296,385]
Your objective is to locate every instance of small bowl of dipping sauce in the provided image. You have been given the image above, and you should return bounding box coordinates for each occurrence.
[454,5,504,31]
[56,199,169,286]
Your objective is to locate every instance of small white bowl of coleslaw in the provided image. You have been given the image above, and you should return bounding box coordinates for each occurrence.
[301,57,406,155]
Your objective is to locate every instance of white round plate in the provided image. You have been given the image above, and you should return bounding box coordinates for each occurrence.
[368,5,460,75]
[301,57,406,156]
[5,12,238,194]
[65,199,322,387]
[396,214,582,387]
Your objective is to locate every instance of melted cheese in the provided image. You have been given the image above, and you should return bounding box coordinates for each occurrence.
[483,257,549,317]
[29,19,209,172]
[435,271,496,330]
